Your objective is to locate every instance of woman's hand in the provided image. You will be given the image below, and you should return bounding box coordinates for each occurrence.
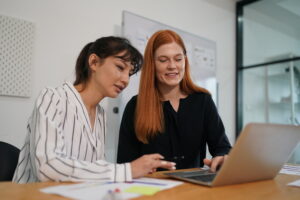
[203,155,228,173]
[131,154,176,178]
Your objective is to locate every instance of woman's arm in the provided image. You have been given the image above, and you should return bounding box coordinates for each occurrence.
[34,108,132,182]
[15,88,131,183]
[204,94,231,156]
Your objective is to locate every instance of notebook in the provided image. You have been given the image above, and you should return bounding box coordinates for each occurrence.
[164,123,300,187]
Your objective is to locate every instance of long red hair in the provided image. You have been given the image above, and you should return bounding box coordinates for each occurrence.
[135,30,209,143]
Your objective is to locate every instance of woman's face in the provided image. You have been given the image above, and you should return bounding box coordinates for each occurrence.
[91,52,133,98]
[154,42,185,90]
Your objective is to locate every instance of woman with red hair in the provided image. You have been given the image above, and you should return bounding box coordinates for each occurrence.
[117,30,231,172]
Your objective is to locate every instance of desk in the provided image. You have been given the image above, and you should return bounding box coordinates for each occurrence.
[0,171,299,200]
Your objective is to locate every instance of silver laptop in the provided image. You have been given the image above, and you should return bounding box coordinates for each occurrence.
[165,123,300,187]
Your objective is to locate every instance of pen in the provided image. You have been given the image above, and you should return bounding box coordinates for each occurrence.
[102,188,122,200]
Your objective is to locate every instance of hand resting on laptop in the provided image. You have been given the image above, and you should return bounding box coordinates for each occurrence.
[203,155,228,172]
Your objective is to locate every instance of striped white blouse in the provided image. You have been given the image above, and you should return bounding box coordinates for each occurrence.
[13,82,132,183]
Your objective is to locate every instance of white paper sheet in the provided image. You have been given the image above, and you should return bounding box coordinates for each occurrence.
[288,179,300,187]
[279,164,300,176]
[40,177,183,200]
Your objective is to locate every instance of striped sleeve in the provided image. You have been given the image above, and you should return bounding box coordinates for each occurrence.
[30,88,132,182]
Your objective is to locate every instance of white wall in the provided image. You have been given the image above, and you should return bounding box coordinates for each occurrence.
[0,0,236,160]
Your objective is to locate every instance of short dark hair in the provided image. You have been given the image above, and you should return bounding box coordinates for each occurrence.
[74,36,143,86]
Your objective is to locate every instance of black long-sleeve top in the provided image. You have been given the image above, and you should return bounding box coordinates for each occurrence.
[117,92,232,169]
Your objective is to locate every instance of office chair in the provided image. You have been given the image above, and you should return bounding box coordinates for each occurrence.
[0,141,20,181]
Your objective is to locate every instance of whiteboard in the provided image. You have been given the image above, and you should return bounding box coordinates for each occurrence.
[120,11,218,116]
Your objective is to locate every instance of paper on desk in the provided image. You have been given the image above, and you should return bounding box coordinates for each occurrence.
[40,177,183,200]
[287,179,300,187]
[279,164,300,176]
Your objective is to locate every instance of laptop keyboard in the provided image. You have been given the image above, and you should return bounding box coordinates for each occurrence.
[189,174,217,182]
[165,169,212,177]
[184,170,217,183]
[183,169,213,176]
[165,170,217,183]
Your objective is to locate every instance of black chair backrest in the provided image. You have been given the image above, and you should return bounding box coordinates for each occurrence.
[0,141,20,181]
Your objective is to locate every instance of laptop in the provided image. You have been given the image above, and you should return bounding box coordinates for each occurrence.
[165,123,300,187]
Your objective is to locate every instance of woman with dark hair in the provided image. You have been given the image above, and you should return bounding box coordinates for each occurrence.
[13,36,175,183]
[117,30,231,172]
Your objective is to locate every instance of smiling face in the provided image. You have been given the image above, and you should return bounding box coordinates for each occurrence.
[90,52,134,98]
[154,42,185,91]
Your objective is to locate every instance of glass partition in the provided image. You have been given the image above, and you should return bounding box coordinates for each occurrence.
[242,0,300,67]
[243,60,300,126]
[237,0,300,164]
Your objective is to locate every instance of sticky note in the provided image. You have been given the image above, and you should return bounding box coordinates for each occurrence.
[125,186,161,195]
